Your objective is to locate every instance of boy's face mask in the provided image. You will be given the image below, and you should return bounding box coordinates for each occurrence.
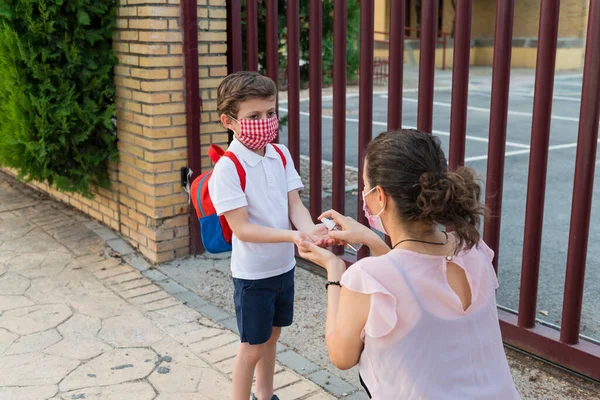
[230,115,279,150]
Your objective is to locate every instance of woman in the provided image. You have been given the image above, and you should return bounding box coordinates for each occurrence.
[300,129,519,399]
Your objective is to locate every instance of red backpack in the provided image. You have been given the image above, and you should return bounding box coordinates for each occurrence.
[191,143,287,253]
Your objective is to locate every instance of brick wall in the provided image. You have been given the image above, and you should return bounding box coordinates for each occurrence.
[3,0,229,264]
[113,0,228,263]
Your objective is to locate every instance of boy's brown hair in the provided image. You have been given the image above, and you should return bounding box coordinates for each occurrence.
[217,71,277,118]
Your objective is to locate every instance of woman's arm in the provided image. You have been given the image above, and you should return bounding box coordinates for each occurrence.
[319,210,391,256]
[299,242,370,370]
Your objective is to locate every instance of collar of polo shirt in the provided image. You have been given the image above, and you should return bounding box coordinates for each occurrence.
[228,138,280,167]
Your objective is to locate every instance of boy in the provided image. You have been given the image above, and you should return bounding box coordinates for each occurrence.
[208,71,327,400]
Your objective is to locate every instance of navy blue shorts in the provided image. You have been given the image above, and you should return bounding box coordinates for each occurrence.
[233,268,295,345]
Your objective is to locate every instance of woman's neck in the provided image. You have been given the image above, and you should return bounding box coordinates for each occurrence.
[387,222,447,251]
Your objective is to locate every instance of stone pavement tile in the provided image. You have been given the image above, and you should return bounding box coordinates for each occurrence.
[141,297,181,312]
[57,313,102,340]
[213,356,236,375]
[275,380,322,399]
[201,341,239,363]
[44,339,111,360]
[76,254,107,266]
[84,259,120,273]
[307,369,356,397]
[8,251,72,278]
[93,265,134,280]
[0,353,80,386]
[128,291,172,306]
[149,303,206,325]
[0,273,30,295]
[59,348,156,392]
[0,327,18,354]
[163,321,208,337]
[4,329,62,355]
[61,382,156,400]
[1,228,64,254]
[154,395,206,400]
[99,312,165,347]
[69,292,128,319]
[104,271,142,286]
[273,369,302,390]
[151,337,210,369]
[305,393,338,400]
[0,385,58,400]
[0,295,35,311]
[113,276,153,292]
[0,304,72,335]
[172,325,225,346]
[119,283,161,299]
[26,270,110,304]
[149,361,209,393]
[192,366,232,399]
[0,262,7,276]
[187,331,239,354]
[277,350,321,376]
[53,225,92,240]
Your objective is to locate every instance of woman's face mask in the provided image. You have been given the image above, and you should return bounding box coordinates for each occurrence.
[362,186,388,235]
[230,115,279,150]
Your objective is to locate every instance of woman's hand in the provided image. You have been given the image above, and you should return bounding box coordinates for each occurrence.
[297,240,346,280]
[318,210,391,256]
[318,210,376,246]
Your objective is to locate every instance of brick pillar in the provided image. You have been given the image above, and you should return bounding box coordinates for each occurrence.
[113,0,228,263]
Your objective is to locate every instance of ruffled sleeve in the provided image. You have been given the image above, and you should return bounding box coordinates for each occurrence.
[479,240,499,289]
[341,259,398,339]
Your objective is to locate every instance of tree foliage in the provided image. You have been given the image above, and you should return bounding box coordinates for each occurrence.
[241,0,361,87]
[0,0,119,197]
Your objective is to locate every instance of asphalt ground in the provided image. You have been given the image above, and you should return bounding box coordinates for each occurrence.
[278,69,600,342]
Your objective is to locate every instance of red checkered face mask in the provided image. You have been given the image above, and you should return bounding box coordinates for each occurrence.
[231,115,279,150]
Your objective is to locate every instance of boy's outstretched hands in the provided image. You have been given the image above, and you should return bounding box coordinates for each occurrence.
[292,224,336,248]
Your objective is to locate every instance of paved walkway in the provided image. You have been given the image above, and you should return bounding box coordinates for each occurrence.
[0,172,336,400]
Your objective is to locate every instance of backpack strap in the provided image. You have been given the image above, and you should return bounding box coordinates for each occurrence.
[208,144,225,164]
[223,151,246,191]
[271,144,287,169]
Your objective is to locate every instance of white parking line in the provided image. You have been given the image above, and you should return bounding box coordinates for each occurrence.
[465,140,600,163]
[278,87,452,105]
[382,96,581,122]
[278,107,531,149]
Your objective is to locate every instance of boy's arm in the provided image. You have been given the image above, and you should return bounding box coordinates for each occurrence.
[223,206,304,244]
[288,189,316,233]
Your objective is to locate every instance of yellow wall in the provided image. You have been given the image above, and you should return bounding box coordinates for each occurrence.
[376,0,589,39]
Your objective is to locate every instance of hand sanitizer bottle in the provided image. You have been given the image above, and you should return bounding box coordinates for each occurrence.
[321,217,363,252]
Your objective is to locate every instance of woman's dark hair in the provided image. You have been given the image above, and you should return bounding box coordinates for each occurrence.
[365,129,485,250]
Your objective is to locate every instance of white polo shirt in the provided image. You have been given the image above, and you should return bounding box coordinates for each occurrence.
[208,139,304,280]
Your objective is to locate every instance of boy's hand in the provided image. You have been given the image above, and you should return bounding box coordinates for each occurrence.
[292,231,314,247]
[307,224,336,248]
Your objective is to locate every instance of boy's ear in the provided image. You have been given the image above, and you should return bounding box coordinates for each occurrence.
[220,114,235,131]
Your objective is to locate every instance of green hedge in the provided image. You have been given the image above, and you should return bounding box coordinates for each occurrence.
[0,0,119,197]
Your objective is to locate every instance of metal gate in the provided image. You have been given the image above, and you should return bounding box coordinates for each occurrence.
[224,0,600,380]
